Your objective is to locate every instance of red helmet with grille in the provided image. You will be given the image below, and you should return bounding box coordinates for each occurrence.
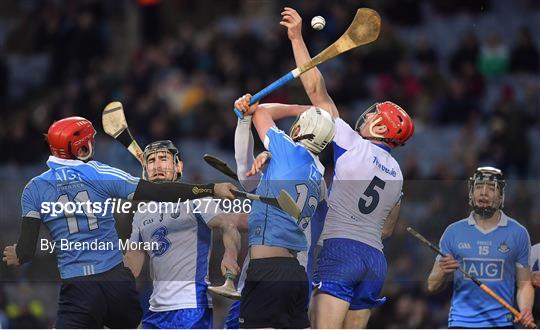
[47,116,96,160]
[354,101,414,148]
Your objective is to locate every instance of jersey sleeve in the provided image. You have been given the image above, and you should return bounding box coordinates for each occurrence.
[263,126,297,158]
[88,162,140,200]
[531,244,540,271]
[21,179,41,219]
[194,198,224,225]
[438,225,454,260]
[129,213,143,244]
[515,226,531,268]
[333,118,370,151]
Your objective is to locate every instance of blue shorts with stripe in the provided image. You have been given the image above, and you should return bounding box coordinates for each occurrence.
[313,238,387,310]
[142,308,212,329]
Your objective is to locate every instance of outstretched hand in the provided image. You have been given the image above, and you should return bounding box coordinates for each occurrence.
[3,244,20,266]
[280,7,303,41]
[234,94,259,116]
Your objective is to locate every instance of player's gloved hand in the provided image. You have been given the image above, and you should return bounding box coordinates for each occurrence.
[438,255,459,274]
[280,7,302,41]
[220,255,240,277]
[2,244,20,266]
[532,271,540,288]
[234,94,259,116]
[513,307,535,329]
[247,151,271,177]
[214,182,237,200]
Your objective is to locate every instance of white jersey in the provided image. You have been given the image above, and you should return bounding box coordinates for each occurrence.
[130,199,222,312]
[320,118,403,251]
[531,243,540,271]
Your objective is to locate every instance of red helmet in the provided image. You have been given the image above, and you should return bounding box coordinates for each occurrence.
[47,116,96,160]
[355,101,414,148]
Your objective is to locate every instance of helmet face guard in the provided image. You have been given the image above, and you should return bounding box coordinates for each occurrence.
[288,106,336,155]
[142,140,182,182]
[354,102,414,148]
[468,166,505,218]
[47,116,96,161]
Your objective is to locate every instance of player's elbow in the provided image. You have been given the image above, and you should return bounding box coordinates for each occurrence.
[427,275,444,293]
[381,227,393,240]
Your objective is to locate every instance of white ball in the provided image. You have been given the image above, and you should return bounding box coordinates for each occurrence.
[311,16,325,31]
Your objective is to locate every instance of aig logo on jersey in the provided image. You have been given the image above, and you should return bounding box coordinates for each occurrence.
[462,258,504,281]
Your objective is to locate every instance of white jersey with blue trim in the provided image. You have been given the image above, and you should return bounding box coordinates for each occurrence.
[320,118,402,251]
[21,156,139,279]
[531,243,540,272]
[439,212,531,328]
[130,199,222,312]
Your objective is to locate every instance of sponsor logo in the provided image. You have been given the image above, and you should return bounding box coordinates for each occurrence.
[458,242,472,249]
[192,186,212,194]
[372,156,397,177]
[462,258,504,281]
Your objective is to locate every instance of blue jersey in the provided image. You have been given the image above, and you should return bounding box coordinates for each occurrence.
[439,212,531,328]
[249,126,324,252]
[21,156,140,279]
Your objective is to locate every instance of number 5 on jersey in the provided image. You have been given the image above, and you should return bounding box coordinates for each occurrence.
[358,176,386,214]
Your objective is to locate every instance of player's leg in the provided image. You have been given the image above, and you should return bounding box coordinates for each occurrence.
[346,241,388,329]
[309,291,350,328]
[287,259,311,329]
[224,300,241,329]
[343,309,371,328]
[310,238,367,328]
[239,257,307,328]
[55,279,106,328]
[101,264,143,328]
[142,308,213,329]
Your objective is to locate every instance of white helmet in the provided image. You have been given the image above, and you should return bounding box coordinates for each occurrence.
[289,106,336,154]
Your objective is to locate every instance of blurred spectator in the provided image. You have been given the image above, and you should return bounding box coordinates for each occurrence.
[435,79,478,124]
[484,86,533,178]
[510,27,539,74]
[414,35,438,66]
[478,33,509,78]
[449,31,479,76]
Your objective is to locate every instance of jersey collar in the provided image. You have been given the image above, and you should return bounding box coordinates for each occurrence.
[467,211,508,234]
[47,155,86,169]
[373,142,391,153]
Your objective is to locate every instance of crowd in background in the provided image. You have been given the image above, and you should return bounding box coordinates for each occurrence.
[0,0,539,328]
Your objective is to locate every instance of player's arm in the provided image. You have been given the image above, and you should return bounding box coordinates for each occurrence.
[427,255,459,293]
[235,115,262,191]
[234,94,308,143]
[281,7,338,118]
[208,213,247,276]
[2,217,41,266]
[381,201,401,240]
[427,229,459,293]
[515,267,535,326]
[133,180,236,201]
[124,249,146,278]
[123,211,147,278]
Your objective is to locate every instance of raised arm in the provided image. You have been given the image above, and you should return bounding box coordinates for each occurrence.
[234,116,261,192]
[234,94,309,144]
[280,7,339,118]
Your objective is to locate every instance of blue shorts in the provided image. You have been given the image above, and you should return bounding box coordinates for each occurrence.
[224,301,241,329]
[313,238,387,310]
[142,308,213,329]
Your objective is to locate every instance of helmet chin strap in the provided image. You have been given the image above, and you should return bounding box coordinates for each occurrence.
[473,206,497,218]
[367,117,384,139]
[76,141,94,162]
